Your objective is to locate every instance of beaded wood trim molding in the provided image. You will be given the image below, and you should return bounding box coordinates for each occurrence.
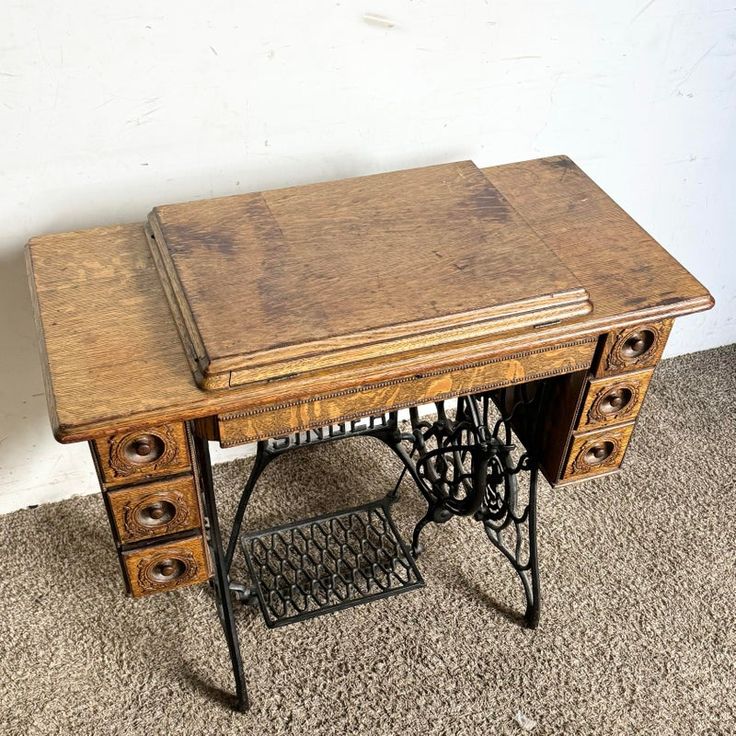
[218,357,595,447]
[220,338,597,422]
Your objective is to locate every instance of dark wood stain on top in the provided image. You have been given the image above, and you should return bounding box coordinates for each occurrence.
[543,155,577,170]
[458,183,511,224]
[163,222,239,257]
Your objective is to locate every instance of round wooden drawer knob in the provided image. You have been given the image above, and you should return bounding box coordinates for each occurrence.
[622,329,654,359]
[584,441,614,466]
[600,386,633,415]
[151,557,186,583]
[124,433,165,464]
[137,500,176,527]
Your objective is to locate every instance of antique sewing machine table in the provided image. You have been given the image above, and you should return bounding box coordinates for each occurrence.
[26,157,713,711]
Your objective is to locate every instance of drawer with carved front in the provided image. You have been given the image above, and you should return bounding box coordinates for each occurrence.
[120,533,210,597]
[561,422,635,482]
[594,320,672,377]
[92,423,191,487]
[107,476,202,545]
[577,368,653,432]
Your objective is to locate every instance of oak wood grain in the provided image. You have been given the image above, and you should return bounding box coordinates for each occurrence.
[91,423,191,486]
[487,159,711,325]
[561,421,636,481]
[148,161,591,388]
[577,368,654,431]
[120,532,210,597]
[107,475,201,544]
[215,338,597,446]
[26,157,714,443]
[592,320,672,377]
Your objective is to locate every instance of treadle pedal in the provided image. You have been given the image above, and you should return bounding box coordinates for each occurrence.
[240,499,424,628]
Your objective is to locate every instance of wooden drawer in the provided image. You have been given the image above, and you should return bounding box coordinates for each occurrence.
[107,475,201,545]
[577,368,653,432]
[93,423,191,487]
[120,533,210,597]
[594,320,672,377]
[561,422,635,482]
[215,338,598,446]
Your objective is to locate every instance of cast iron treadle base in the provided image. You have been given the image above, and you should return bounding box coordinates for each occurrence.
[240,499,424,628]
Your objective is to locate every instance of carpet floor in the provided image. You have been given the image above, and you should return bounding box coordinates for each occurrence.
[1,345,734,735]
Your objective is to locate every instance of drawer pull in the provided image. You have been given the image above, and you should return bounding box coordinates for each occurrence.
[124,433,165,464]
[578,369,653,431]
[595,321,672,376]
[584,441,614,465]
[123,491,190,539]
[599,386,632,415]
[137,499,176,527]
[151,557,187,583]
[108,476,200,544]
[621,329,655,359]
[562,422,635,481]
[138,549,199,591]
[94,424,191,485]
[121,535,210,596]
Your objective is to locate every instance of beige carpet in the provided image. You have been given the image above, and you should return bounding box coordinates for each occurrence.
[1,345,734,735]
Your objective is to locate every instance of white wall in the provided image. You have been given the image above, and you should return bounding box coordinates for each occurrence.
[1,1,734,514]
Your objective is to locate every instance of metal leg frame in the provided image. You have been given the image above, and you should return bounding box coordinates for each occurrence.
[192,384,548,710]
[396,389,546,629]
[193,434,249,712]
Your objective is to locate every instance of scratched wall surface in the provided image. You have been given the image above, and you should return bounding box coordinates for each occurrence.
[1,1,734,512]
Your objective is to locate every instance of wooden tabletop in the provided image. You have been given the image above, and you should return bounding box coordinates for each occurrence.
[27,156,713,442]
[148,160,590,389]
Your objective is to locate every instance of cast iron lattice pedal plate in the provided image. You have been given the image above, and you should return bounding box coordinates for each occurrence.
[240,499,424,628]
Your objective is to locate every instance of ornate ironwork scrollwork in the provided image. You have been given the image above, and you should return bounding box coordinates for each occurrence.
[400,389,545,628]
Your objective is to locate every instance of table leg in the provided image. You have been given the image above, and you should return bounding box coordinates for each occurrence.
[224,440,275,572]
[192,432,250,712]
[477,456,541,629]
[385,390,545,629]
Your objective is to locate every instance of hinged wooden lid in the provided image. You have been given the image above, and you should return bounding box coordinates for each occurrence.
[147,161,592,390]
